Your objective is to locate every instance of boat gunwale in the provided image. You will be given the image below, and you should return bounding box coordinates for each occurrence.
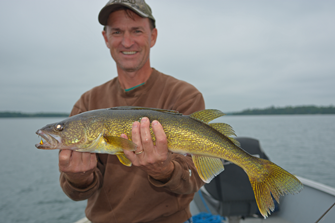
[297,176,335,196]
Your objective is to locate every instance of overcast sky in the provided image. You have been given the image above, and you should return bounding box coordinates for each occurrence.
[0,0,334,113]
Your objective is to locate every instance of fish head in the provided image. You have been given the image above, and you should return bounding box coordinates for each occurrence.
[35,113,104,150]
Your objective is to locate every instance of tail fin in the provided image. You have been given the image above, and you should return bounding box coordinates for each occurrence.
[247,159,303,218]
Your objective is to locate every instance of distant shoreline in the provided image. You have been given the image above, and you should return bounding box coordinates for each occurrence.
[1,105,334,118]
[0,112,69,118]
[230,105,335,115]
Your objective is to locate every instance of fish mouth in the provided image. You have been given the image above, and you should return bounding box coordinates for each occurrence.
[35,130,59,149]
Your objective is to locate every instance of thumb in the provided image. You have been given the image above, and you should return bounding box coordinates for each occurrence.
[59,149,72,168]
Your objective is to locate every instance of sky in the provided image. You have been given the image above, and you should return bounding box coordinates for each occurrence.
[0,0,334,113]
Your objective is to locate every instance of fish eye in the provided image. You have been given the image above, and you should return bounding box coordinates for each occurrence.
[55,124,64,131]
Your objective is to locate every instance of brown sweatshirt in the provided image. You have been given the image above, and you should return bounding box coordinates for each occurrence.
[60,68,205,223]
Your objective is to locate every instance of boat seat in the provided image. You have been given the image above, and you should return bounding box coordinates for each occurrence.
[201,137,270,217]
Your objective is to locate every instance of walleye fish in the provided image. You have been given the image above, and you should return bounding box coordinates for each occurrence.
[35,106,303,218]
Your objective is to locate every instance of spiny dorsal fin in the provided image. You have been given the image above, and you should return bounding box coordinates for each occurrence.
[209,123,241,147]
[108,106,181,115]
[192,155,225,183]
[189,109,225,123]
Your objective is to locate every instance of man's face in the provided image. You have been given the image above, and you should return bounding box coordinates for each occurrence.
[102,10,157,72]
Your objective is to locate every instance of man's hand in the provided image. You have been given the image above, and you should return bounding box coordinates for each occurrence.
[122,117,174,183]
[59,150,97,188]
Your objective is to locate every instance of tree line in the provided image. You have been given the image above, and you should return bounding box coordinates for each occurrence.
[0,112,69,118]
[232,105,335,115]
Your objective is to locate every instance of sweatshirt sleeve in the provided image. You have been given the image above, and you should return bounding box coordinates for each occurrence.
[148,154,205,194]
[60,167,103,201]
[59,98,104,201]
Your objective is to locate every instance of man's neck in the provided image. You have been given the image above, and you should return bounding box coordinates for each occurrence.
[117,65,152,90]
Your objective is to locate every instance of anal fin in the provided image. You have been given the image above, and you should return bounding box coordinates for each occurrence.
[192,155,224,183]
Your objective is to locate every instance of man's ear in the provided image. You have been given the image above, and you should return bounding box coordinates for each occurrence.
[150,28,158,48]
[102,30,111,49]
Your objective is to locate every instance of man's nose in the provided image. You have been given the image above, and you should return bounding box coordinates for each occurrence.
[122,32,134,48]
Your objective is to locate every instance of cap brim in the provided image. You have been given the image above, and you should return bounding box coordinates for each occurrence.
[98,3,149,25]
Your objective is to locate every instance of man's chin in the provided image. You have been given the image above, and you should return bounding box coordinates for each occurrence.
[124,67,137,72]
[118,63,142,73]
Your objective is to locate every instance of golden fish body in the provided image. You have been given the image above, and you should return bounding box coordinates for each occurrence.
[36,106,303,218]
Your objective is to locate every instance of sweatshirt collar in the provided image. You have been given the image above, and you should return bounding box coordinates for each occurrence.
[117,68,159,97]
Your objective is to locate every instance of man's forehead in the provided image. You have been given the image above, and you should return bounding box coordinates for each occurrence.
[107,9,149,27]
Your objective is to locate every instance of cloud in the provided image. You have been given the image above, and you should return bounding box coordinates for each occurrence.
[0,0,334,112]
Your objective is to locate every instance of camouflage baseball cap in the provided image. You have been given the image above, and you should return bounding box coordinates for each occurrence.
[98,0,155,26]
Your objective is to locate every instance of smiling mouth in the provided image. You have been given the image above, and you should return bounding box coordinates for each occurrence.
[122,51,137,55]
[35,130,58,149]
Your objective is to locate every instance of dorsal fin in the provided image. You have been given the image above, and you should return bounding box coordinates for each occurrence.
[209,123,236,136]
[189,109,225,123]
[108,106,181,115]
[209,123,241,147]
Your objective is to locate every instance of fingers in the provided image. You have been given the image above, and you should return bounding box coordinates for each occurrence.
[59,150,97,173]
[130,121,140,147]
[128,118,173,181]
[120,119,173,181]
[124,118,153,164]
[59,149,72,168]
[120,133,128,139]
[81,152,97,171]
[59,150,96,188]
[90,153,97,168]
[130,118,168,157]
[130,118,167,156]
[71,150,82,164]
[121,133,137,161]
[151,120,168,155]
[132,117,155,160]
[139,117,154,154]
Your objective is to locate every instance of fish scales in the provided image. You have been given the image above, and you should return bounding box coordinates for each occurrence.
[35,106,303,218]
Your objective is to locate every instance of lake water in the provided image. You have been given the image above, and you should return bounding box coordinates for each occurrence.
[0,115,334,223]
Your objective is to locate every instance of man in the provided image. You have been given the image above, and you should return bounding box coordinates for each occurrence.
[59,1,205,222]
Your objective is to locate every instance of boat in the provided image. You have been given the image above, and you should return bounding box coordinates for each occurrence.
[75,137,335,223]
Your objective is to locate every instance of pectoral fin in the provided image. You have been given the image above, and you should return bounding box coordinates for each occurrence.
[103,135,137,152]
[116,154,132,167]
[192,155,225,183]
[76,135,137,155]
